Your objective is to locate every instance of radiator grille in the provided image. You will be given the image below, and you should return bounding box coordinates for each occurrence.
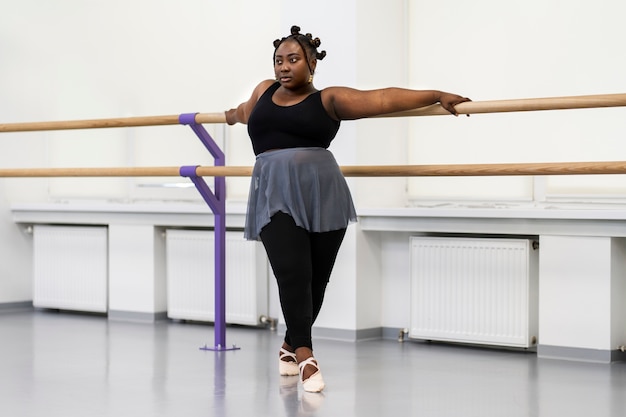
[165,229,268,326]
[33,225,108,313]
[410,237,537,347]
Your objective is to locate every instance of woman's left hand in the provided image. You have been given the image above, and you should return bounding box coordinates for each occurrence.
[440,92,472,116]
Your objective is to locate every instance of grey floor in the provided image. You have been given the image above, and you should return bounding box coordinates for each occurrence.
[1,309,625,417]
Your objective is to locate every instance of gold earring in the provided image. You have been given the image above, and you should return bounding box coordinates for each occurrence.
[308,74,313,83]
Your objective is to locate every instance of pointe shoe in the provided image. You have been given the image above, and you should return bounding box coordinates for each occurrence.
[298,357,325,393]
[279,348,299,376]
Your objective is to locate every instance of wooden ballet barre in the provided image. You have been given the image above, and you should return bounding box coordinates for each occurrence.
[339,161,626,177]
[2,161,626,178]
[1,93,626,133]
[0,113,227,133]
[0,167,186,177]
[379,92,626,117]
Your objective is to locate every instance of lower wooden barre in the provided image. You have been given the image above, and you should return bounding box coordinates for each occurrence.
[0,167,183,177]
[340,161,626,177]
[2,161,626,178]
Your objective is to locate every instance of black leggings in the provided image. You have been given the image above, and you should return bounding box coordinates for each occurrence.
[260,212,347,350]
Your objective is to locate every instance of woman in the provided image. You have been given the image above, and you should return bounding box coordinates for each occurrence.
[225,25,470,393]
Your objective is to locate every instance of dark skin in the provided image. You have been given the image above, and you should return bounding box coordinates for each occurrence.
[225,39,471,125]
[225,39,471,380]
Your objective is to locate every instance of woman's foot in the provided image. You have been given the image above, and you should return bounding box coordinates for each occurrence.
[279,344,299,376]
[298,357,325,393]
[296,347,325,393]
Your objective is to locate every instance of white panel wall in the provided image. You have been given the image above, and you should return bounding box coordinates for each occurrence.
[379,232,413,329]
[108,224,166,316]
[610,239,626,348]
[0,182,32,303]
[539,236,616,351]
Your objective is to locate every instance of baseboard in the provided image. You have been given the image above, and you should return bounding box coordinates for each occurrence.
[108,310,168,323]
[0,301,33,313]
[382,327,409,341]
[538,344,626,363]
[276,324,383,342]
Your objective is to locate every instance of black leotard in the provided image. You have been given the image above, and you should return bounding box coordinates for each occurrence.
[247,82,340,155]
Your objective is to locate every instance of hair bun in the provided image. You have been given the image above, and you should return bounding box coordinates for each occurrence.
[273,25,328,62]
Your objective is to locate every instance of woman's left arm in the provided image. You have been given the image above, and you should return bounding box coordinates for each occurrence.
[322,87,471,120]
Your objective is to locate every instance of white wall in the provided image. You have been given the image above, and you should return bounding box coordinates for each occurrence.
[3,0,626,342]
[0,0,280,301]
[538,235,626,354]
[0,0,281,202]
[1,0,412,330]
[407,0,626,202]
[0,181,32,303]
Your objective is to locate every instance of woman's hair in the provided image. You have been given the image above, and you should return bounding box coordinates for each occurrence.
[273,25,326,73]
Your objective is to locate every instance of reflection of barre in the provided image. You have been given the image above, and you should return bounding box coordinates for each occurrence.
[3,161,626,178]
[1,93,626,133]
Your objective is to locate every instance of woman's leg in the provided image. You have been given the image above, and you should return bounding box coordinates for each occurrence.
[260,212,347,350]
[261,213,347,387]
[309,227,346,325]
[260,212,314,351]
[294,227,346,388]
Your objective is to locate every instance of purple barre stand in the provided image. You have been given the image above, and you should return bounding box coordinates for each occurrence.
[179,113,240,352]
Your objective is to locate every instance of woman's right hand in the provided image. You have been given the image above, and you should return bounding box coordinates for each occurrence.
[225,108,238,125]
[224,79,276,126]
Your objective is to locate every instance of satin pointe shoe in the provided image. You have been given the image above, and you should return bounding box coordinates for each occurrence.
[279,348,299,376]
[298,357,325,393]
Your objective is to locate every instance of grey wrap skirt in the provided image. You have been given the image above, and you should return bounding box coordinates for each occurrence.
[244,147,357,240]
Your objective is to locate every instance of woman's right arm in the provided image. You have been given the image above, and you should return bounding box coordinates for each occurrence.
[225,80,275,125]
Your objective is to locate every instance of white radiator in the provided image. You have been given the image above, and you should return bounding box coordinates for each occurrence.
[33,225,108,313]
[409,236,538,348]
[165,229,268,326]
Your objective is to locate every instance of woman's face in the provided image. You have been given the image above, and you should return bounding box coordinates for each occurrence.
[273,39,314,88]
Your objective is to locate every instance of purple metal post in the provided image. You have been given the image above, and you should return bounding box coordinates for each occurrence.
[179,113,239,352]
